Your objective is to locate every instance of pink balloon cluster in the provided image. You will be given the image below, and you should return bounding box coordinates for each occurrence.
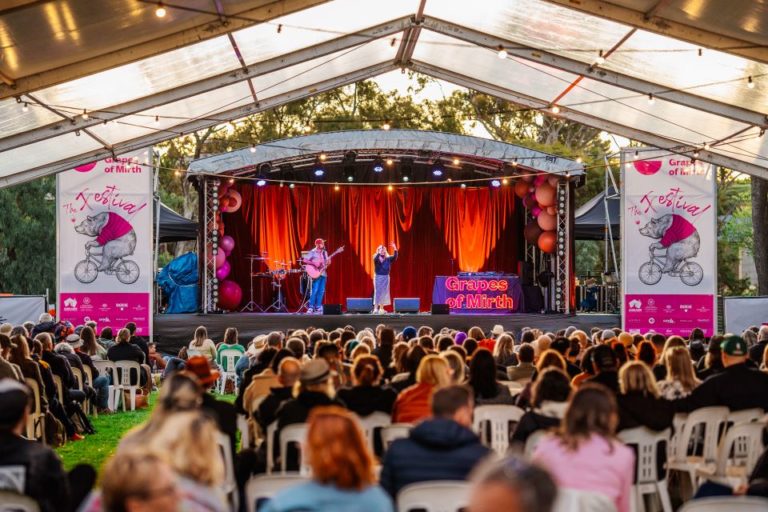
[215,235,235,280]
[218,279,243,311]
[515,172,560,254]
[218,183,242,214]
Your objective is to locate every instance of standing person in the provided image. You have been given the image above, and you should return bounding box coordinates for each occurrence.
[372,242,398,314]
[303,238,334,314]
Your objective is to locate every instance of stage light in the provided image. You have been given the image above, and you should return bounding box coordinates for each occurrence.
[250,146,256,153]
[512,158,518,168]
[386,157,394,166]
[256,179,266,187]
[693,149,700,158]
[382,121,391,131]
[491,179,501,188]
[452,157,460,165]
[460,183,467,189]
[431,162,444,177]
[633,150,639,160]
[372,157,384,173]
[289,183,295,189]
[313,157,325,177]
[347,176,354,182]
[502,177,509,185]
[497,45,507,59]
[748,76,755,89]
[154,115,159,123]
[704,142,711,151]
[334,184,340,191]
[174,169,181,177]
[402,176,409,182]
[400,157,413,182]
[595,50,605,65]
[387,184,394,191]
[550,105,560,114]
[155,2,167,18]
[575,156,582,164]
[319,152,327,162]
[314,167,325,177]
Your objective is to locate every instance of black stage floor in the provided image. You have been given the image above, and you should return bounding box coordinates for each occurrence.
[153,312,620,353]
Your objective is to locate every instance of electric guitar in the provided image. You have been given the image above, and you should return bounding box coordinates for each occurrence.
[303,246,344,279]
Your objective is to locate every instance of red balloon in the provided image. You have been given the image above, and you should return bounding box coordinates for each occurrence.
[535,183,556,207]
[218,280,243,311]
[219,196,231,209]
[514,180,529,198]
[225,190,242,213]
[524,221,543,244]
[537,210,557,231]
[538,231,557,253]
[546,206,557,215]
[534,174,547,186]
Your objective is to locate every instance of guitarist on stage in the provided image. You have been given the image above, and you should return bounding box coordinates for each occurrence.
[304,238,330,314]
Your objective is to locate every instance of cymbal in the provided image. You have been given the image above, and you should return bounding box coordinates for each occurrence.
[246,254,268,260]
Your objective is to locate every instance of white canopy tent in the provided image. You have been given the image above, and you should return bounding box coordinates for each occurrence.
[2,0,768,187]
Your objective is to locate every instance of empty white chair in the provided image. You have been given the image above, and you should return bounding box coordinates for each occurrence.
[381,423,413,450]
[0,490,40,512]
[217,349,242,394]
[498,380,524,395]
[113,360,142,411]
[678,496,768,512]
[618,427,673,512]
[397,481,472,512]
[696,421,766,488]
[553,488,617,512]
[216,432,238,511]
[245,474,308,512]
[668,406,729,491]
[265,421,278,474]
[357,412,391,453]
[473,405,525,455]
[280,423,309,474]
[24,378,45,443]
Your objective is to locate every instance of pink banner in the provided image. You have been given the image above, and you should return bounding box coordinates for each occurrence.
[625,294,715,336]
[59,292,151,336]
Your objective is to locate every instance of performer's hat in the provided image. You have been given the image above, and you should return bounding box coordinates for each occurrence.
[314,238,325,245]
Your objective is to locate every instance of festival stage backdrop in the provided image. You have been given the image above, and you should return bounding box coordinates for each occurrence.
[223,185,521,310]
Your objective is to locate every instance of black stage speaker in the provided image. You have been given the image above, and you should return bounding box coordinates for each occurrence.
[322,304,342,315]
[431,303,450,315]
[394,298,420,313]
[346,298,373,313]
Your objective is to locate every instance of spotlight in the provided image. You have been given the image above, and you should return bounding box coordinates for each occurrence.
[256,163,271,186]
[575,156,583,164]
[400,157,413,182]
[289,183,295,189]
[155,2,167,18]
[372,157,384,173]
[382,122,391,131]
[386,157,394,166]
[343,151,357,182]
[704,142,711,151]
[228,178,235,184]
[250,146,256,153]
[460,183,467,189]
[334,184,340,191]
[319,152,327,162]
[314,167,325,177]
[387,184,394,191]
[502,178,509,185]
[491,179,501,188]
[595,50,605,65]
[313,157,325,177]
[81,109,89,121]
[256,179,267,187]
[647,93,655,105]
[431,162,444,177]
[452,157,460,166]
[22,102,28,113]
[347,175,354,182]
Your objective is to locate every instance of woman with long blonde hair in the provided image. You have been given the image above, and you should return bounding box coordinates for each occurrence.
[616,361,674,431]
[392,354,451,423]
[187,325,216,363]
[658,346,700,399]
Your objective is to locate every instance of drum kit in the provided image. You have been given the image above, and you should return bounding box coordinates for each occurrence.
[241,253,307,313]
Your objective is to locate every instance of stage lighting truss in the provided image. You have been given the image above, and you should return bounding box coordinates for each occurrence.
[203,178,220,313]
[555,179,571,313]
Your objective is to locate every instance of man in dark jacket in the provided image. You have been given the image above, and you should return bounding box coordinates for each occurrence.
[380,385,492,497]
[586,344,620,393]
[676,335,768,413]
[255,357,301,431]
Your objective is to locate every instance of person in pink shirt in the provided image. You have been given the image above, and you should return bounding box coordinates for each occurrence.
[532,384,635,512]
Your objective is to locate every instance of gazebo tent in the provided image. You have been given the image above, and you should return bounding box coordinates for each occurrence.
[1,1,768,187]
[157,201,198,244]
[574,186,620,240]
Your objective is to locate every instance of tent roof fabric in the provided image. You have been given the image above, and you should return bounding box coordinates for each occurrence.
[574,185,620,240]
[2,0,767,188]
[157,201,198,244]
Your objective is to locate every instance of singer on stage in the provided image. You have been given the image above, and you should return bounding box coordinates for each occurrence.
[373,242,398,314]
[305,238,328,314]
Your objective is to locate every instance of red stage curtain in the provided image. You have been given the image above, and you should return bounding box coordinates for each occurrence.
[224,185,519,311]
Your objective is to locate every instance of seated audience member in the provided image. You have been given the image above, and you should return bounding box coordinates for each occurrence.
[216,327,245,375]
[697,335,724,379]
[550,337,581,379]
[390,345,427,392]
[255,357,301,432]
[67,334,110,412]
[336,355,396,417]
[437,334,455,353]
[125,322,149,365]
[653,336,686,381]
[100,451,180,512]
[97,327,115,350]
[571,346,596,388]
[317,342,350,388]
[275,359,343,471]
[0,378,95,512]
[244,349,294,411]
[8,335,48,409]
[79,326,106,360]
[616,361,674,432]
[586,344,620,393]
[749,326,768,364]
[493,334,518,375]
[392,354,451,424]
[286,338,308,362]
[468,348,515,405]
[442,349,467,385]
[675,335,768,412]
[463,338,479,358]
[532,384,634,512]
[467,457,557,512]
[263,406,393,512]
[381,385,492,497]
[147,342,167,373]
[511,368,571,445]
[507,343,536,382]
[636,340,657,368]
[187,325,217,363]
[658,346,700,399]
[0,334,23,381]
[184,356,237,456]
[236,346,278,413]
[373,327,396,373]
[107,328,148,389]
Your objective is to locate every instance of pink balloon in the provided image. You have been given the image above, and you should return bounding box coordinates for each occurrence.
[215,249,227,268]
[216,260,231,280]
[547,175,560,188]
[226,190,242,213]
[535,183,556,207]
[537,210,557,231]
[534,174,547,186]
[220,235,235,253]
[218,280,243,310]
[531,206,542,217]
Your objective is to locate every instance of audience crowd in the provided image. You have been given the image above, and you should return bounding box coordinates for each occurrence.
[2,316,768,512]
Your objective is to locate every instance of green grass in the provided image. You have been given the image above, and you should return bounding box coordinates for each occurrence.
[55,390,237,472]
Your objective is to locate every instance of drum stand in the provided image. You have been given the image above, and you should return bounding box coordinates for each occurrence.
[241,255,266,312]
[265,276,289,313]
[295,272,312,313]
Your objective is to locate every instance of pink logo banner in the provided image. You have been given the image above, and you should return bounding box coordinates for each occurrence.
[59,292,151,336]
[625,294,715,336]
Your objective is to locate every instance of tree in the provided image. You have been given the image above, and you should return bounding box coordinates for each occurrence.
[753,176,768,295]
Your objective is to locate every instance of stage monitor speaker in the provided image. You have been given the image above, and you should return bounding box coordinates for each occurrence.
[431,303,450,315]
[322,304,342,315]
[346,298,373,313]
[394,298,420,313]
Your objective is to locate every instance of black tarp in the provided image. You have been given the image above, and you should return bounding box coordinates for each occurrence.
[574,186,620,240]
[157,201,198,243]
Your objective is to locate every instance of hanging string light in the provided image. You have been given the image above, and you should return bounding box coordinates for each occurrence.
[595,50,605,65]
[155,2,167,18]
[81,109,89,121]
[497,45,508,59]
[647,93,655,105]
[747,76,755,89]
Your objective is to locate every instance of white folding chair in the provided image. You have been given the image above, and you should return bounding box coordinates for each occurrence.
[237,413,250,450]
[473,404,525,455]
[0,490,40,512]
[81,365,97,416]
[695,421,766,488]
[245,474,308,512]
[499,380,524,395]
[279,423,309,474]
[52,374,64,405]
[93,360,119,410]
[357,412,391,453]
[727,408,764,425]
[266,421,278,474]
[381,423,413,450]
[618,427,673,512]
[24,379,45,443]
[553,488,617,512]
[114,360,141,411]
[667,406,729,491]
[216,432,238,511]
[397,481,472,512]
[678,496,768,512]
[70,367,90,415]
[217,349,242,394]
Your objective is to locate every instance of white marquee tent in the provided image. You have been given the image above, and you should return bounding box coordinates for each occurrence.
[2,0,768,187]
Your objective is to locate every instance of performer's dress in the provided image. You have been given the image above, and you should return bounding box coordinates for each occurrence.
[373,250,398,306]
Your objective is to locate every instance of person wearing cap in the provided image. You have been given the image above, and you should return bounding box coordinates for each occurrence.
[401,326,417,343]
[184,355,237,456]
[675,335,768,413]
[274,358,344,471]
[303,238,330,314]
[0,379,71,512]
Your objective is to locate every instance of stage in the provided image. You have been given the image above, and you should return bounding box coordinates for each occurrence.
[153,312,620,353]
